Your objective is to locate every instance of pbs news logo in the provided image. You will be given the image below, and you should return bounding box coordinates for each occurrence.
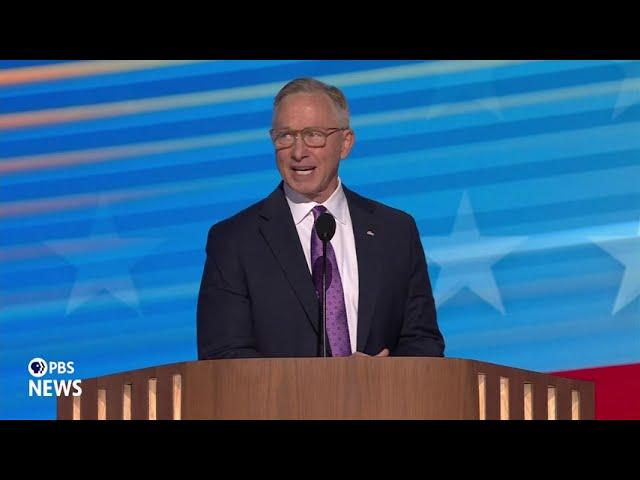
[28,357,82,397]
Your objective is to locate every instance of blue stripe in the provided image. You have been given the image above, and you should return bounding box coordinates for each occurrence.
[0,110,273,157]
[0,60,75,69]
[4,297,197,333]
[353,108,640,157]
[2,252,203,293]
[355,147,640,200]
[0,96,276,143]
[415,192,640,236]
[0,198,254,247]
[350,62,626,112]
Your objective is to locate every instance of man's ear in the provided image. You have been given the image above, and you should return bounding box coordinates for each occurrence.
[340,128,355,159]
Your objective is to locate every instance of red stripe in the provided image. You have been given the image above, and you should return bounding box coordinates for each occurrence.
[550,363,640,420]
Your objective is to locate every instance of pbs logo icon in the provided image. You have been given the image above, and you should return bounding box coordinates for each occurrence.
[28,358,47,378]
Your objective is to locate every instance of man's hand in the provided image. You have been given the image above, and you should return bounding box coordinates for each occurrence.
[353,348,390,357]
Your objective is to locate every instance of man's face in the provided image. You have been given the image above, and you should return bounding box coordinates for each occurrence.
[272,92,354,203]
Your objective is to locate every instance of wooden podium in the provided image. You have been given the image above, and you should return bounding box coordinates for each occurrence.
[57,358,594,420]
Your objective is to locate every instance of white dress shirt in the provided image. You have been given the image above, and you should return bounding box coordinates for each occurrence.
[283,178,359,353]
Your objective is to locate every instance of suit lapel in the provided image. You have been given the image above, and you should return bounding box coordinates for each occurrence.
[259,184,320,334]
[344,187,382,352]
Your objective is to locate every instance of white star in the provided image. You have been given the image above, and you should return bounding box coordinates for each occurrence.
[424,192,527,314]
[613,61,640,119]
[590,220,640,314]
[45,197,163,315]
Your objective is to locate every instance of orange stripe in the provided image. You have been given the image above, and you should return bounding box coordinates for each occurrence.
[0,148,130,174]
[0,129,265,175]
[0,108,104,129]
[0,60,193,86]
[0,190,154,218]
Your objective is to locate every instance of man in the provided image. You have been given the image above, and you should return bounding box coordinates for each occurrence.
[197,77,444,359]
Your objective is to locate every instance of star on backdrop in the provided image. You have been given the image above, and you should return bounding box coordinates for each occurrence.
[423,192,527,314]
[612,61,640,119]
[590,219,640,314]
[45,197,164,315]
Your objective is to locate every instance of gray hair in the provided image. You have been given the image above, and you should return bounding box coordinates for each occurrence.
[273,77,350,126]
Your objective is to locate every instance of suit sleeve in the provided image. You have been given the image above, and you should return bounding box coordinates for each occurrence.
[392,216,445,357]
[197,224,260,359]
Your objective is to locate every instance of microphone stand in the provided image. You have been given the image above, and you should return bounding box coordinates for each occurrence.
[322,239,327,358]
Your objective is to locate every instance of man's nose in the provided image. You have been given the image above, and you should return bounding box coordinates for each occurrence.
[291,134,307,160]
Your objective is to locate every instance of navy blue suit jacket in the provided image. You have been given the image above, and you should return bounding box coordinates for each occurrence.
[197,183,444,359]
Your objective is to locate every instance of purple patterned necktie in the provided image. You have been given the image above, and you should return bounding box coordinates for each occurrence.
[311,205,351,356]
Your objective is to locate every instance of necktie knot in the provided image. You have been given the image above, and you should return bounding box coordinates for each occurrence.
[312,205,327,220]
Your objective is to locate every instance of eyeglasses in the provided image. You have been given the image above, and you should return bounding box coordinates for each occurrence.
[269,127,349,149]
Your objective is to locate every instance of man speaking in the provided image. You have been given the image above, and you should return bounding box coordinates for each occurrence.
[197,77,444,359]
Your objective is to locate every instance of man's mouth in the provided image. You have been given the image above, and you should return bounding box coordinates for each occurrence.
[292,166,316,176]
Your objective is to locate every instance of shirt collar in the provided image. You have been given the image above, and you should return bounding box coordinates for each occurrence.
[284,178,349,226]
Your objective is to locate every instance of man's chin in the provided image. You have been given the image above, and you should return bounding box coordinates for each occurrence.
[287,179,317,194]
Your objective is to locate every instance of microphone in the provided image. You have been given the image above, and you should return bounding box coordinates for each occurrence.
[314,212,336,357]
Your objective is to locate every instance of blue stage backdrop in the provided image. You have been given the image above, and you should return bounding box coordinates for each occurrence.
[1,60,639,419]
